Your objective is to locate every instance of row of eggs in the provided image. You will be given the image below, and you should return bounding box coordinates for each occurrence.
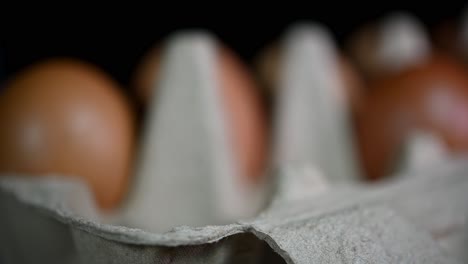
[1,12,468,232]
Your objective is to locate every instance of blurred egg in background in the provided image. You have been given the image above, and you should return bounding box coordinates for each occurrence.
[0,58,136,210]
[355,55,468,180]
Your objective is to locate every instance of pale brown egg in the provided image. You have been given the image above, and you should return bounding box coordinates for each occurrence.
[132,45,269,183]
[355,55,468,180]
[0,58,135,210]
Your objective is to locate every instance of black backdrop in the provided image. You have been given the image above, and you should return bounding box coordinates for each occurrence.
[1,3,467,90]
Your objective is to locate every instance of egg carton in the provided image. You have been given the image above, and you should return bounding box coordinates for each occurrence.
[1,23,468,264]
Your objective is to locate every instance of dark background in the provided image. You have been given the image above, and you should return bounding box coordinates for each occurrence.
[1,3,467,89]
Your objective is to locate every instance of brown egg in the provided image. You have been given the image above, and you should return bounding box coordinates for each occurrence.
[0,58,135,210]
[355,55,468,180]
[132,45,269,183]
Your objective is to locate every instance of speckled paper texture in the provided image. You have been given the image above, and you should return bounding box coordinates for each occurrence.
[1,158,467,263]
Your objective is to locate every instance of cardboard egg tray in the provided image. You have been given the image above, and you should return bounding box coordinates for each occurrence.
[1,23,468,264]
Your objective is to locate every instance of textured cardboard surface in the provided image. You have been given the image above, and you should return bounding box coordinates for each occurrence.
[1,158,467,263]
